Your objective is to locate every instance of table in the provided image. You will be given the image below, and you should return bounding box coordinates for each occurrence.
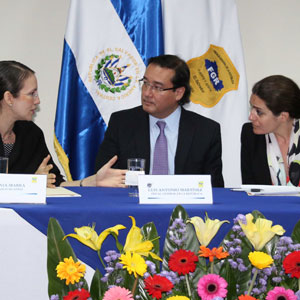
[1,187,300,299]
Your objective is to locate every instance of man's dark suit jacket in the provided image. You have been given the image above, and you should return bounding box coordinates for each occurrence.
[95,106,224,187]
[241,122,272,184]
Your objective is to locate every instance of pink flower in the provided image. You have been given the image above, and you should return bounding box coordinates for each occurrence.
[197,274,228,300]
[103,286,134,300]
[266,287,297,300]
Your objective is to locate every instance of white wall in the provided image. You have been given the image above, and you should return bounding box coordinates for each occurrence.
[1,0,300,183]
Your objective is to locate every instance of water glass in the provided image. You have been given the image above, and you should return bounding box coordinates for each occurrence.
[0,157,8,173]
[127,158,145,197]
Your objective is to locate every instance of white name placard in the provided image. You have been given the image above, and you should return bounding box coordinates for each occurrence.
[0,174,46,204]
[138,175,213,204]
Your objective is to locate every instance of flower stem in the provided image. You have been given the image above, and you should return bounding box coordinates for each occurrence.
[247,269,258,296]
[210,259,214,274]
[298,278,300,290]
[185,274,192,297]
[97,250,106,269]
[131,276,139,296]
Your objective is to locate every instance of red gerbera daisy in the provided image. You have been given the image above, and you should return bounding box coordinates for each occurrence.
[168,249,198,275]
[63,288,90,300]
[144,275,174,299]
[283,251,300,278]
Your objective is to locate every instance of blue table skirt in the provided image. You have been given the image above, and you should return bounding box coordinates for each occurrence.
[1,187,299,272]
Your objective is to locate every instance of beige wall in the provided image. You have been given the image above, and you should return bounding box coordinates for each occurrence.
[1,0,300,182]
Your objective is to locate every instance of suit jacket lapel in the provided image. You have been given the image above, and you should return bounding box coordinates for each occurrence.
[175,108,195,173]
[134,107,151,173]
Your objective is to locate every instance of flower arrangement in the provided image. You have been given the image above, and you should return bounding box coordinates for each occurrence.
[47,205,300,300]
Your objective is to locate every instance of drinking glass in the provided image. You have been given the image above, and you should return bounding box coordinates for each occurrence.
[126,158,145,197]
[0,157,8,173]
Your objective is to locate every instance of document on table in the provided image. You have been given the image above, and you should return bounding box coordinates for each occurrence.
[232,185,300,196]
[46,187,81,197]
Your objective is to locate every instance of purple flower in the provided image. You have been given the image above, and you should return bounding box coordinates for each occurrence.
[233,238,242,244]
[235,214,246,224]
[295,290,300,300]
[115,262,123,269]
[116,277,123,284]
[238,264,248,272]
[228,259,238,269]
[259,278,267,286]
[104,256,112,263]
[101,275,109,282]
[272,276,282,283]
[224,240,233,247]
[50,295,59,300]
[279,236,293,245]
[105,267,114,274]
[252,288,261,295]
[273,253,281,260]
[146,260,157,274]
[232,225,241,232]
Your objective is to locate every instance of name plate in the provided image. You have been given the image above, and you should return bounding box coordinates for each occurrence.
[0,174,46,204]
[138,175,213,204]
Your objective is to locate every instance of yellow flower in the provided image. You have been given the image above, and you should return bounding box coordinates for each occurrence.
[239,214,285,250]
[167,296,190,300]
[187,214,229,246]
[56,256,86,285]
[248,251,274,269]
[64,223,126,251]
[119,251,147,277]
[123,216,162,261]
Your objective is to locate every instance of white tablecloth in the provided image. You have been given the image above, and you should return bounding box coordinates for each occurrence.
[0,208,94,300]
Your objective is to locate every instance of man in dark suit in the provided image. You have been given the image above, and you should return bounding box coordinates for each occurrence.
[95,55,224,187]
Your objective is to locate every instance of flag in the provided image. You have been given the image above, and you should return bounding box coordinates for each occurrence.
[54,0,164,180]
[162,0,249,187]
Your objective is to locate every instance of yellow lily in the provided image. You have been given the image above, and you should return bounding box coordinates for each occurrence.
[188,214,229,246]
[123,216,162,261]
[64,223,126,251]
[238,213,285,250]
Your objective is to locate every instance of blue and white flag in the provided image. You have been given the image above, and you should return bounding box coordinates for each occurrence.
[162,0,248,187]
[54,0,163,180]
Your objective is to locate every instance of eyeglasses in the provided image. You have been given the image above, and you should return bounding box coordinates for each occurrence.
[139,79,177,93]
[20,91,39,99]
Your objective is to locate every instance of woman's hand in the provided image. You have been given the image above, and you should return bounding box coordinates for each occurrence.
[95,155,127,187]
[35,154,56,188]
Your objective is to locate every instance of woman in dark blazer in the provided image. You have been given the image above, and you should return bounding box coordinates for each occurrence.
[241,75,300,186]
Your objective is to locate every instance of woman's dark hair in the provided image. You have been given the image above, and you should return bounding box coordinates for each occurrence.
[252,75,300,118]
[0,61,35,100]
[148,54,191,105]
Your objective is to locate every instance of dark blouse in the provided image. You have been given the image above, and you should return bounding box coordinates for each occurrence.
[0,121,64,186]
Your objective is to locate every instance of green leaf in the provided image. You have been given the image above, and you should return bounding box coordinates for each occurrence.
[111,232,124,253]
[291,219,300,243]
[90,269,106,300]
[219,261,238,300]
[47,218,88,298]
[251,210,266,220]
[137,277,152,300]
